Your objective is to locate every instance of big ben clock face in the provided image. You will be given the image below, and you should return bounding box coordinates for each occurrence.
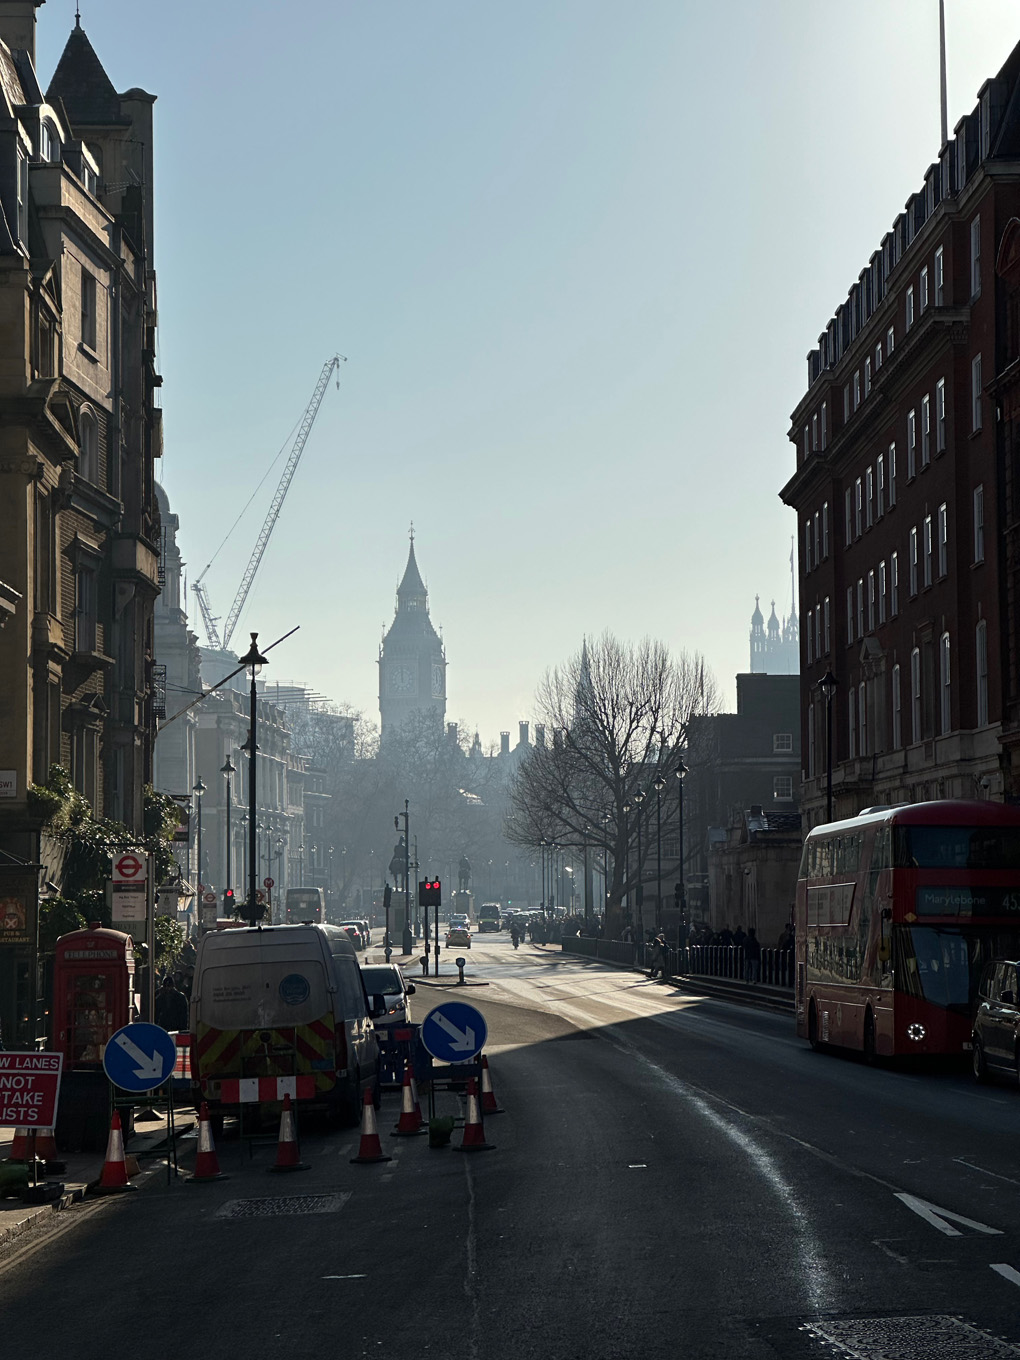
[432,664,444,697]
[391,664,417,695]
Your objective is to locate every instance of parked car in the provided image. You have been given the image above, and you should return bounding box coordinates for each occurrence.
[446,924,472,949]
[972,958,1020,1084]
[360,964,415,1026]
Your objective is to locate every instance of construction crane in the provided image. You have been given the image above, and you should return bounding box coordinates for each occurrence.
[193,354,345,651]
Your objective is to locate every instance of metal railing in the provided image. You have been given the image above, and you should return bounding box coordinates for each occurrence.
[561,936,794,990]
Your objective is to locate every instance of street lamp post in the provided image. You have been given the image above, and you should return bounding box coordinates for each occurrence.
[653,773,666,930]
[540,838,549,916]
[818,669,838,824]
[621,802,631,929]
[328,845,334,912]
[676,759,688,945]
[240,632,268,926]
[395,800,412,954]
[601,810,612,918]
[193,776,206,894]
[221,755,236,911]
[633,789,646,936]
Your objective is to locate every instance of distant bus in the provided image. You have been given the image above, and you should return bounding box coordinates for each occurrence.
[796,800,1020,1061]
[284,886,325,924]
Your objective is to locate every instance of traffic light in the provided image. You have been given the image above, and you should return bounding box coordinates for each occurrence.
[223,887,235,912]
[419,879,442,907]
[383,883,392,912]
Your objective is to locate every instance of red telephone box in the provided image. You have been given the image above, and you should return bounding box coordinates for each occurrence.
[53,925,136,1067]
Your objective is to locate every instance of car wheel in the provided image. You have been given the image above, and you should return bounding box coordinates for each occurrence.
[863,1010,877,1065]
[808,1002,822,1052]
[972,1037,989,1083]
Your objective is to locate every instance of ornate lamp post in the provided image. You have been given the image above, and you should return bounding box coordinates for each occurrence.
[633,789,647,934]
[818,669,838,824]
[193,776,206,893]
[675,759,688,941]
[653,772,666,930]
[621,802,631,928]
[220,755,236,910]
[601,810,612,917]
[239,631,268,926]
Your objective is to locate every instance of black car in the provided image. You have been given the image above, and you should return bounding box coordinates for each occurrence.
[972,958,1020,1085]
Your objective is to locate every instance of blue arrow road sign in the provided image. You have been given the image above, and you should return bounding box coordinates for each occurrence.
[102,1023,178,1092]
[420,1002,487,1064]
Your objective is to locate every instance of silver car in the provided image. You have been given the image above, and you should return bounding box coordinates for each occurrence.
[361,963,416,1026]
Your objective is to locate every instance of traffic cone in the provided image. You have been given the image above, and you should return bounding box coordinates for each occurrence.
[458,1078,494,1153]
[268,1094,309,1173]
[480,1056,503,1115]
[409,1068,424,1127]
[188,1103,227,1183]
[392,1061,424,1136]
[6,1127,60,1163]
[90,1112,138,1194]
[350,1087,391,1164]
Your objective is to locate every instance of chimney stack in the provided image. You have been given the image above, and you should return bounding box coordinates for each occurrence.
[518,721,529,747]
[500,732,510,756]
[0,1,44,66]
[535,724,546,748]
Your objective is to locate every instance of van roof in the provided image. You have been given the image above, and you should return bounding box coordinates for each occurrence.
[197,922,357,958]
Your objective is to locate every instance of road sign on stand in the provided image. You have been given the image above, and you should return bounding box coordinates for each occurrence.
[0,1052,63,1126]
[264,877,274,889]
[113,851,147,883]
[420,1002,487,1064]
[102,1023,178,1092]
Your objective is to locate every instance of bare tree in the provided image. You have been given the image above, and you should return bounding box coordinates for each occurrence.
[507,633,719,932]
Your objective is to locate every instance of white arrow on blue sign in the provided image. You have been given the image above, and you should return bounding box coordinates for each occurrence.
[420,1002,487,1063]
[102,1023,178,1092]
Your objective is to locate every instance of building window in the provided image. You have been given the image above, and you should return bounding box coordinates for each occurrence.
[877,453,885,518]
[821,401,828,449]
[814,603,821,659]
[867,570,876,632]
[859,682,868,757]
[803,426,809,459]
[974,484,985,563]
[804,520,812,573]
[79,408,98,483]
[971,215,981,298]
[773,733,794,753]
[813,511,821,566]
[848,689,857,759]
[937,503,948,577]
[853,371,861,410]
[936,378,946,452]
[972,353,983,431]
[822,502,830,557]
[843,384,850,421]
[891,551,899,616]
[823,596,830,653]
[16,152,28,243]
[888,442,897,506]
[878,560,887,624]
[806,611,814,664]
[866,467,874,528]
[923,514,933,587]
[39,118,59,162]
[844,488,852,546]
[921,394,931,466]
[846,587,854,645]
[911,647,922,743]
[855,478,863,538]
[920,265,929,311]
[774,775,793,802]
[976,619,989,725]
[864,357,872,398]
[892,664,902,748]
[876,340,883,371]
[808,702,815,778]
[940,632,951,735]
[906,285,915,330]
[935,245,944,305]
[856,578,864,639]
[907,408,917,477]
[80,265,97,350]
[75,563,97,653]
[887,324,895,356]
[811,412,819,452]
[910,527,919,596]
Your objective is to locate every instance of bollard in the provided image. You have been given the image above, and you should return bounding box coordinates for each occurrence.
[420,953,429,976]
[455,955,466,985]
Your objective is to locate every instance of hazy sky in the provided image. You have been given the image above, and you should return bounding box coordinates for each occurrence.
[39,1,1020,741]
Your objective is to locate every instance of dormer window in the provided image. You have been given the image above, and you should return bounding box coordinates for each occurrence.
[39,119,60,163]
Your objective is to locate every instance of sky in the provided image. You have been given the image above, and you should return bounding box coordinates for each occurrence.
[36,1,1020,742]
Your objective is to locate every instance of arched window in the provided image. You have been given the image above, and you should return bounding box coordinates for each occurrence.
[39,119,60,163]
[79,407,98,483]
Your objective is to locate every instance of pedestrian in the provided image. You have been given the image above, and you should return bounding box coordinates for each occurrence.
[733,924,747,950]
[744,927,761,984]
[648,931,668,980]
[154,974,188,1032]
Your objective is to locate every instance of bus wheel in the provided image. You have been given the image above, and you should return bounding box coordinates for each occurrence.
[863,1010,877,1065]
[808,1002,821,1051]
[972,1038,989,1083]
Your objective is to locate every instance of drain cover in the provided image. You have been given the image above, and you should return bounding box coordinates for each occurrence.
[215,1193,350,1219]
[803,1315,1020,1359]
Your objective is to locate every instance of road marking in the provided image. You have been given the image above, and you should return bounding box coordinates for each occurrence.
[991,1263,1020,1289]
[872,1239,910,1264]
[322,1274,366,1280]
[955,1158,1020,1187]
[894,1192,1002,1237]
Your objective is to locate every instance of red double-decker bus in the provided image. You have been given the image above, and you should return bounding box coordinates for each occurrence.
[796,800,1020,1060]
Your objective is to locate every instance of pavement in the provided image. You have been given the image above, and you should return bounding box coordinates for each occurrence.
[0,1107,197,1251]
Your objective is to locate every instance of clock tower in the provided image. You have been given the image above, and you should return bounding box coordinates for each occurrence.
[378,530,447,741]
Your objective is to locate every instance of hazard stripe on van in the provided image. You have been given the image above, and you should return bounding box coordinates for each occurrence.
[218,1075,317,1104]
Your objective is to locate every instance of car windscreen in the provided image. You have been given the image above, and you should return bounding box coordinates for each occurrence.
[361,966,401,995]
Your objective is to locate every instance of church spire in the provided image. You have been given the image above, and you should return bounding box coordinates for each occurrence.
[397,525,428,612]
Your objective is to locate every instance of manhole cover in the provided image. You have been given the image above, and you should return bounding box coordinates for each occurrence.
[215,1193,350,1220]
[803,1315,1020,1359]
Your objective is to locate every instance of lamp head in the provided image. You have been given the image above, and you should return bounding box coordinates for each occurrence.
[221,756,236,777]
[653,774,666,793]
[193,776,207,797]
[240,631,268,674]
[676,759,688,782]
[817,668,838,701]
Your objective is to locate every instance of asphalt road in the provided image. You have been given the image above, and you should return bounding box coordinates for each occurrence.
[4,932,1020,1359]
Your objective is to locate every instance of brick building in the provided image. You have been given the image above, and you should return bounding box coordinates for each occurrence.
[782,41,1020,825]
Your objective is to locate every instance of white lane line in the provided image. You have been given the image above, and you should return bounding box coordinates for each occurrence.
[992,1263,1020,1288]
[954,1158,1020,1187]
[322,1274,366,1280]
[894,1192,1002,1238]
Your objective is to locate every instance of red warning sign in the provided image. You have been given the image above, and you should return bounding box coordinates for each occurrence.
[0,1051,63,1127]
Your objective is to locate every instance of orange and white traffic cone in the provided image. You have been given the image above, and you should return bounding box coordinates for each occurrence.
[409,1068,424,1127]
[392,1061,424,1136]
[480,1056,503,1115]
[188,1102,227,1183]
[350,1087,391,1164]
[5,1128,31,1162]
[268,1094,309,1173]
[90,1111,139,1194]
[458,1078,494,1153]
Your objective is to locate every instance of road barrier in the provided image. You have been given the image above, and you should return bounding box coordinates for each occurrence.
[561,937,794,993]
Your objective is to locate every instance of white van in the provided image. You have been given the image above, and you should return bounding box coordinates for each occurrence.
[190,924,382,1126]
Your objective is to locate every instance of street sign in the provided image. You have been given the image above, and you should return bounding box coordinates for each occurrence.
[113,851,147,882]
[420,1002,487,1063]
[111,887,146,922]
[202,891,217,905]
[0,1051,63,1127]
[102,1023,178,1092]
[264,877,274,889]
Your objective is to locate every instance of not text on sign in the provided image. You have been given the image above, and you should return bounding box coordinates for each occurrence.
[0,1051,64,1127]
